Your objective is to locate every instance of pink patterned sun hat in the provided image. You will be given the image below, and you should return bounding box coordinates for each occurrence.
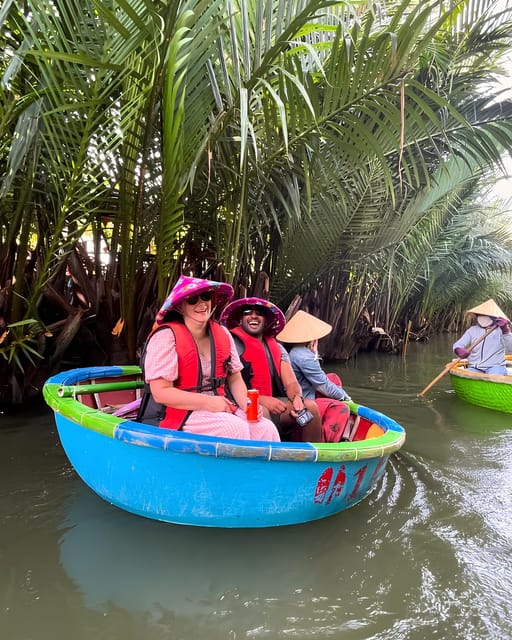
[155,275,234,325]
[220,297,286,337]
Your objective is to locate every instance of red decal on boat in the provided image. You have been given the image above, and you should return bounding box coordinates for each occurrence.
[368,457,387,487]
[326,465,346,504]
[348,464,368,501]
[314,468,334,504]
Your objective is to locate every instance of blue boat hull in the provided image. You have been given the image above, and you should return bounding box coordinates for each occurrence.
[45,366,405,528]
[56,413,389,527]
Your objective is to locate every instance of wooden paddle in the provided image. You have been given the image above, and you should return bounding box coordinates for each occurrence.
[417,324,499,397]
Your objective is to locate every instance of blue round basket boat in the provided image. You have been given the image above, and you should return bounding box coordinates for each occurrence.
[43,366,406,528]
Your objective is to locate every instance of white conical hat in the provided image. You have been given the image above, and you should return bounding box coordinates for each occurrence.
[276,310,332,343]
[467,298,509,321]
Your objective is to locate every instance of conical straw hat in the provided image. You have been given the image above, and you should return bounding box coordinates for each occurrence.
[467,298,509,321]
[276,310,332,343]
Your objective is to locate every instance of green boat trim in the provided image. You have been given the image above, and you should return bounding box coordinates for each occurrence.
[43,366,405,461]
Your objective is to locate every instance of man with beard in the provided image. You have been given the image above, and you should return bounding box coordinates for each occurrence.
[221,297,322,442]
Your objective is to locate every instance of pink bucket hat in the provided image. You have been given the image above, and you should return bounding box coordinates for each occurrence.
[220,297,286,337]
[155,275,234,325]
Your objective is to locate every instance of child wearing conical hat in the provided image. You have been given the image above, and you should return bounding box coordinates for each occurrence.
[276,310,352,442]
[276,310,351,402]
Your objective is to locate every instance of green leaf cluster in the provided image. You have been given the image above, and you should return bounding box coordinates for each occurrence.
[1,0,512,391]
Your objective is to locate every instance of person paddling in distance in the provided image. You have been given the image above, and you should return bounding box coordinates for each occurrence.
[220,297,323,442]
[137,276,280,441]
[452,298,512,375]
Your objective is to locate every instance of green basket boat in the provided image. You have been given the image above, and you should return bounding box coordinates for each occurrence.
[450,356,512,413]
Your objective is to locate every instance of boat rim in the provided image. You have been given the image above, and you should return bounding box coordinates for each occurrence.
[450,364,512,385]
[43,365,406,463]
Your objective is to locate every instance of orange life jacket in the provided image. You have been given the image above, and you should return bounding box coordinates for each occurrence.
[138,320,232,429]
[230,327,284,396]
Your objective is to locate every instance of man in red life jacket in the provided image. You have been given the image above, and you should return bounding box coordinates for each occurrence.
[221,297,322,442]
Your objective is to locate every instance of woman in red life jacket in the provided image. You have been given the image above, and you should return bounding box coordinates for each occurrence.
[220,297,322,442]
[137,275,280,441]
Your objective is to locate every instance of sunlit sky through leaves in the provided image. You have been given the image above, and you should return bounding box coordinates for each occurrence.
[492,0,512,205]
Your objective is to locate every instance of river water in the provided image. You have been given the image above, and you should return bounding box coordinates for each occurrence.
[1,334,511,640]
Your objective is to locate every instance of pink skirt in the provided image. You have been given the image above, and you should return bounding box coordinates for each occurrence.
[183,408,280,441]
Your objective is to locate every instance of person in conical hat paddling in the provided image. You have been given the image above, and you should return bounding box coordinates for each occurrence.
[276,310,352,443]
[220,297,322,442]
[452,299,512,375]
[137,276,280,441]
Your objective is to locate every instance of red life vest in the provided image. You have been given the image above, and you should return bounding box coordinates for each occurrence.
[230,327,283,396]
[141,320,232,430]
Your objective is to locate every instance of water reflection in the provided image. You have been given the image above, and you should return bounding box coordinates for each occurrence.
[60,487,348,617]
[58,459,415,636]
[55,443,512,640]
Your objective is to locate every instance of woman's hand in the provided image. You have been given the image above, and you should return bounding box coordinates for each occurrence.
[203,395,238,413]
[150,379,237,413]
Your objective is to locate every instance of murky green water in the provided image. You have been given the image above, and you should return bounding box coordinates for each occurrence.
[1,335,511,640]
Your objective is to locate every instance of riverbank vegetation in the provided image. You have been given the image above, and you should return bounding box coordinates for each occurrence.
[2,0,512,406]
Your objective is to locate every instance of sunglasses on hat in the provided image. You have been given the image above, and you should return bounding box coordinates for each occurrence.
[185,291,213,305]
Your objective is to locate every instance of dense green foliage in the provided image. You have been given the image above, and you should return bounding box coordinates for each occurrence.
[1,0,512,404]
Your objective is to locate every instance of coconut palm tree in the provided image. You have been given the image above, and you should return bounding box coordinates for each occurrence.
[1,0,512,405]
[266,0,512,355]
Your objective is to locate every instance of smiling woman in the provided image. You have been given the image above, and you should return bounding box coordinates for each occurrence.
[136,275,280,441]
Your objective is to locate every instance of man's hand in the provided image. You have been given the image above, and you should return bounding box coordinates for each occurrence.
[454,347,471,359]
[289,393,305,418]
[259,395,287,415]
